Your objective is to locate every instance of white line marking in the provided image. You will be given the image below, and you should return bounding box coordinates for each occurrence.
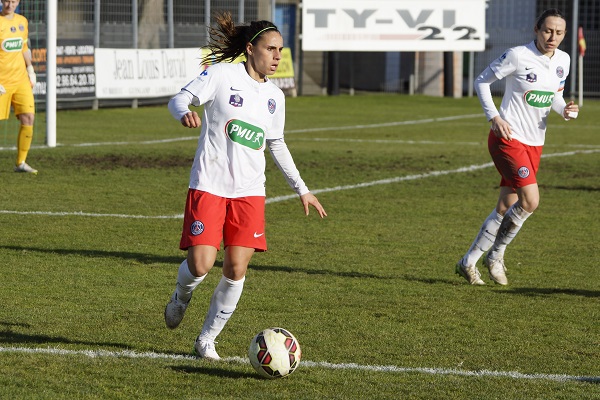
[0,210,183,219]
[0,346,597,383]
[284,114,483,134]
[1,149,598,219]
[0,114,483,151]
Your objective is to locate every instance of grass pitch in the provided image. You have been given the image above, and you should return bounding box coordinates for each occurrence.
[0,94,598,399]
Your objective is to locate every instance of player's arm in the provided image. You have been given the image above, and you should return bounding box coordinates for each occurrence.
[552,92,579,120]
[267,138,327,218]
[168,90,201,128]
[23,48,36,87]
[475,66,513,141]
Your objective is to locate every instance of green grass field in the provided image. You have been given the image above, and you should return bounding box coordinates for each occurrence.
[0,94,598,399]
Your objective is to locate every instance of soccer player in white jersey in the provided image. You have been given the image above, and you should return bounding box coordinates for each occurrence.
[456,9,579,286]
[164,12,327,359]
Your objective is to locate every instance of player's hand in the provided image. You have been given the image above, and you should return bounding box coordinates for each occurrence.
[0,84,5,96]
[180,111,201,128]
[490,115,513,141]
[26,65,36,87]
[300,192,327,218]
[563,101,579,119]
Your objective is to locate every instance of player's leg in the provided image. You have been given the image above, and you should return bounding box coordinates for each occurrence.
[165,190,225,329]
[456,207,505,285]
[195,246,254,360]
[484,136,541,284]
[487,183,537,261]
[195,196,266,359]
[13,81,36,173]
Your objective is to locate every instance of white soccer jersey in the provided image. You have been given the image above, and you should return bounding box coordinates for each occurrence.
[175,62,286,198]
[488,41,570,146]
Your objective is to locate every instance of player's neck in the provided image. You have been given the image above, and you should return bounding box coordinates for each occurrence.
[1,13,15,20]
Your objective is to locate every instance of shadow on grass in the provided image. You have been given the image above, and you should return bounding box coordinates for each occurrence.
[2,244,182,265]
[499,287,600,298]
[2,245,388,279]
[170,365,257,379]
[0,322,131,349]
[539,184,600,192]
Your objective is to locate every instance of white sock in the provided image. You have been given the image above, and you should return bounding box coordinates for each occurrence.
[463,210,504,267]
[175,259,206,303]
[488,202,532,260]
[199,275,245,342]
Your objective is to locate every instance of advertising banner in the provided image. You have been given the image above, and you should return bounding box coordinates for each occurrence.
[31,39,96,100]
[302,0,486,52]
[95,47,296,99]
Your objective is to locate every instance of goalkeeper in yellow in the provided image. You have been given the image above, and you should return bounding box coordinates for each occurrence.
[1,0,37,173]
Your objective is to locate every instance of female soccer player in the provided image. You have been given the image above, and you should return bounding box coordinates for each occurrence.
[456,9,579,286]
[164,12,327,359]
[0,0,38,173]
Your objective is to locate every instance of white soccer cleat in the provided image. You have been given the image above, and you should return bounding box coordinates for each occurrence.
[194,336,221,360]
[14,162,37,174]
[455,260,485,285]
[164,292,190,329]
[483,254,508,285]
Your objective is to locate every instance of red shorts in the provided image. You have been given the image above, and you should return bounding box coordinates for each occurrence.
[180,189,267,252]
[488,131,542,189]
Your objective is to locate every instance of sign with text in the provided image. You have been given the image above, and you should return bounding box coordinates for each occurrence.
[31,39,96,99]
[95,47,295,99]
[302,0,486,51]
[95,48,203,99]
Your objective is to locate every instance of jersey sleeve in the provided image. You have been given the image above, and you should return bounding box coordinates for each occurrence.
[181,64,223,107]
[489,48,518,80]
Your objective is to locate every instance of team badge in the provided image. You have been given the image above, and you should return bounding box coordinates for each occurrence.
[518,166,530,178]
[526,72,537,83]
[10,26,16,33]
[556,66,564,78]
[191,220,205,236]
[19,24,24,31]
[268,99,276,114]
[229,94,243,107]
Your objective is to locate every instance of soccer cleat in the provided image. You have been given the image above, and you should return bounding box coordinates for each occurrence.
[164,292,190,329]
[483,254,508,285]
[455,260,485,285]
[14,162,37,174]
[194,336,221,360]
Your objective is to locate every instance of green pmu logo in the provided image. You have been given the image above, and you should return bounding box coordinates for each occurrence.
[225,119,265,150]
[2,38,24,52]
[524,90,554,108]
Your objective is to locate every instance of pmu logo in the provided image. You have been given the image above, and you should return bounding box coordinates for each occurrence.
[225,119,265,150]
[524,90,554,108]
[2,38,23,52]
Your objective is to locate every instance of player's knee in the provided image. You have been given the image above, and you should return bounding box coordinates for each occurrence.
[520,198,539,213]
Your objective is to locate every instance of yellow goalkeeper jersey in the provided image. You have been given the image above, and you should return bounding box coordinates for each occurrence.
[0,13,29,87]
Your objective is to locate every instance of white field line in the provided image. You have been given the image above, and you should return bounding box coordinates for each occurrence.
[0,112,598,150]
[0,346,597,383]
[1,149,598,219]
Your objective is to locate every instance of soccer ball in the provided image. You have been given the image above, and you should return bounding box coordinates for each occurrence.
[248,327,302,379]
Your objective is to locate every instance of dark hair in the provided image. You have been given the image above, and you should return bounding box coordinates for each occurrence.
[535,8,566,30]
[202,11,279,66]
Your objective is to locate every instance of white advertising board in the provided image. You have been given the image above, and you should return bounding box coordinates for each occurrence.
[302,0,486,52]
[95,48,203,99]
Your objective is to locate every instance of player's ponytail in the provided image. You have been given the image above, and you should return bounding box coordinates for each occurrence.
[202,11,279,66]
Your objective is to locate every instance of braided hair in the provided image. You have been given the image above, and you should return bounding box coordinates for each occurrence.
[202,11,279,66]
